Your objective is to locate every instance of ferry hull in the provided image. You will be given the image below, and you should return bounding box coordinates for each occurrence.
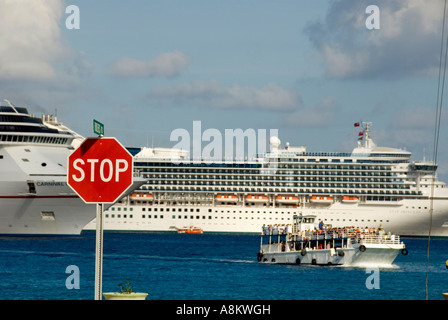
[259,246,404,267]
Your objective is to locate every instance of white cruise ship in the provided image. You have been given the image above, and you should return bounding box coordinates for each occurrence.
[0,99,98,235]
[84,122,448,236]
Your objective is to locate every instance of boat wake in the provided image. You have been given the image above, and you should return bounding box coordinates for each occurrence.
[105,253,256,265]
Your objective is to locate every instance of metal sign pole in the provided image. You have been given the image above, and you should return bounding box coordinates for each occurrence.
[94,203,104,300]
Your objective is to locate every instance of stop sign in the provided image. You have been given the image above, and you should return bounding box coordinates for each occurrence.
[67,137,134,203]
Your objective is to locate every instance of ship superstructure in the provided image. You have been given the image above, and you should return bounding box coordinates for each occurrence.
[84,122,448,236]
[0,100,96,234]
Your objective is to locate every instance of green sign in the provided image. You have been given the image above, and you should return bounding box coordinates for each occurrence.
[93,119,104,136]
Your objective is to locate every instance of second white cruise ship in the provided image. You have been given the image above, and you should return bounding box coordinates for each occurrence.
[84,122,448,236]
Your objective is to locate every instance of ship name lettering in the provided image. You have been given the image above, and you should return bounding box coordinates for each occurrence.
[36,181,66,187]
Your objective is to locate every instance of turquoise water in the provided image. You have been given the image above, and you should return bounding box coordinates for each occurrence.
[0,233,447,300]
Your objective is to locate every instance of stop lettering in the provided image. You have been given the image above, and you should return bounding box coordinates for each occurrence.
[67,137,134,203]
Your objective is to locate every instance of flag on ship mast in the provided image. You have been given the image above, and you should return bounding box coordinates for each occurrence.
[358,131,364,140]
[354,122,360,127]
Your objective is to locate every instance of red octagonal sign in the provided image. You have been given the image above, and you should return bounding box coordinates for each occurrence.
[67,137,134,203]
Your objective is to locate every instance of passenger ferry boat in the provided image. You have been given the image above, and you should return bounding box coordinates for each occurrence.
[0,100,95,235]
[84,122,448,236]
[257,214,408,266]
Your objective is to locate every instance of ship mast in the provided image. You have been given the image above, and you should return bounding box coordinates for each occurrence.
[357,121,373,149]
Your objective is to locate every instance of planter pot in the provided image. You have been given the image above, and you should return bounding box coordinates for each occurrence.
[103,292,148,300]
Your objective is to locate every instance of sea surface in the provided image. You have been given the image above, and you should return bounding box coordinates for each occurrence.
[0,232,447,300]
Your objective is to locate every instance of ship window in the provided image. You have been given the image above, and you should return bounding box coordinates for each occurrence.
[28,182,36,194]
[41,211,55,221]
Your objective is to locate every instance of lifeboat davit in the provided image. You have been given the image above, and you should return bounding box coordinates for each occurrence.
[310,196,333,203]
[342,196,358,203]
[215,194,239,202]
[246,195,269,203]
[275,195,299,204]
[130,193,153,201]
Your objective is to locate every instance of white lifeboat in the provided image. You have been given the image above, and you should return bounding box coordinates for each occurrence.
[275,195,299,204]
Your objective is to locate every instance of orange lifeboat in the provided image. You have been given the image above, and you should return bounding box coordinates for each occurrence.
[310,195,333,203]
[130,193,153,201]
[215,194,239,202]
[245,195,269,203]
[342,196,358,203]
[177,226,203,234]
[275,195,299,204]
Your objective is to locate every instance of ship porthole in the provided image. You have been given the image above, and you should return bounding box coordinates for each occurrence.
[359,245,366,252]
[41,162,47,167]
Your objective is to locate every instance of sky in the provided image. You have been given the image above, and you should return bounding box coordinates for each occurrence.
[1,0,448,179]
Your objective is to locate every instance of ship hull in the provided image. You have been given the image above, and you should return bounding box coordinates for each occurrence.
[259,245,405,266]
[83,198,448,237]
[0,196,95,235]
[0,143,97,235]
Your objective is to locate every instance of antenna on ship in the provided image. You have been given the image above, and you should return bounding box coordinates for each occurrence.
[355,121,374,149]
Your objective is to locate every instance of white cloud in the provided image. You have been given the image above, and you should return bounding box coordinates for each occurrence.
[144,79,302,111]
[109,51,191,78]
[0,0,95,108]
[305,0,444,79]
[0,0,68,81]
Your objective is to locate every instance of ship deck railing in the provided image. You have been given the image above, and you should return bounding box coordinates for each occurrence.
[261,230,401,245]
[354,234,402,245]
